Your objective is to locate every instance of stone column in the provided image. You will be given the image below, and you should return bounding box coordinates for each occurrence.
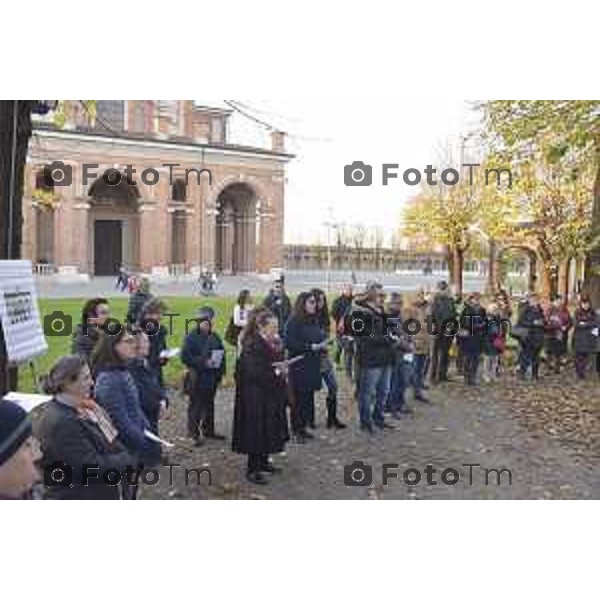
[138,202,158,274]
[186,181,201,272]
[71,199,91,274]
[200,177,216,269]
[153,176,170,272]
[222,207,235,274]
[21,165,36,263]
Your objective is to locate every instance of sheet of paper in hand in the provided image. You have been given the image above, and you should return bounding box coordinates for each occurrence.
[272,355,305,369]
[160,348,180,359]
[403,353,414,364]
[210,349,225,368]
[144,429,175,448]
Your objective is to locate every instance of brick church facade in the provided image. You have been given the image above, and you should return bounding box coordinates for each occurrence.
[22,101,292,278]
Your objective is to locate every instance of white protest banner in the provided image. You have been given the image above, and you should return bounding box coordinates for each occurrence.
[0,260,48,365]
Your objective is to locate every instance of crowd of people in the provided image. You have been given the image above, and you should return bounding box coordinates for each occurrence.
[2,274,599,499]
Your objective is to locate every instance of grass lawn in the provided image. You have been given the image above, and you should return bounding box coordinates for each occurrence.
[20,297,237,392]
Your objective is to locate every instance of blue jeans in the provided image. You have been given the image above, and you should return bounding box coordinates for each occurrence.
[357,366,392,428]
[413,354,427,394]
[322,367,338,397]
[387,360,408,413]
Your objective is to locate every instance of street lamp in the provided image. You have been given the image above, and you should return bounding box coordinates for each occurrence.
[323,208,342,293]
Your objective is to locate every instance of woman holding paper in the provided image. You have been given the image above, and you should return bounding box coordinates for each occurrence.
[181,306,227,445]
[36,355,136,500]
[233,309,289,485]
[92,329,162,498]
[284,292,327,442]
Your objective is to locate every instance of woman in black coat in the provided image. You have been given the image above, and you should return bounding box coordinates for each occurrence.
[458,293,487,386]
[36,355,136,500]
[284,292,327,442]
[572,295,598,379]
[233,309,290,485]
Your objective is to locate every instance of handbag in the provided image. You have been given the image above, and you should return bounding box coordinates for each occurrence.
[492,335,506,352]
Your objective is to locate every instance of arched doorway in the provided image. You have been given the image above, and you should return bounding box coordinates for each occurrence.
[215,183,258,274]
[88,177,141,276]
[496,246,538,294]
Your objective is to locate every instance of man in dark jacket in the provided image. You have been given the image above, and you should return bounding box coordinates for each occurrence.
[181,307,226,445]
[71,297,110,364]
[517,293,545,380]
[331,284,354,377]
[430,280,457,383]
[263,279,292,337]
[127,277,153,324]
[352,282,395,433]
[459,292,487,386]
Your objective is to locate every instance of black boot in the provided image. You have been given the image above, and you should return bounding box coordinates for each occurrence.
[326,395,347,429]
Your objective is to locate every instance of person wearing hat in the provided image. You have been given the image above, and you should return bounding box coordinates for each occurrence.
[0,399,40,500]
[181,306,226,445]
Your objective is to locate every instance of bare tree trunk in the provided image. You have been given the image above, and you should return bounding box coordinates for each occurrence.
[584,145,600,304]
[0,100,34,396]
[559,259,571,301]
[452,246,464,296]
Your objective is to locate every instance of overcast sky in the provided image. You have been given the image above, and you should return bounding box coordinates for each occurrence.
[220,99,482,246]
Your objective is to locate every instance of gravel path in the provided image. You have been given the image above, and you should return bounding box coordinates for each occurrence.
[140,371,598,500]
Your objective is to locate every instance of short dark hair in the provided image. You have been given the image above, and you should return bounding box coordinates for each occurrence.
[237,289,251,308]
[81,298,108,324]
